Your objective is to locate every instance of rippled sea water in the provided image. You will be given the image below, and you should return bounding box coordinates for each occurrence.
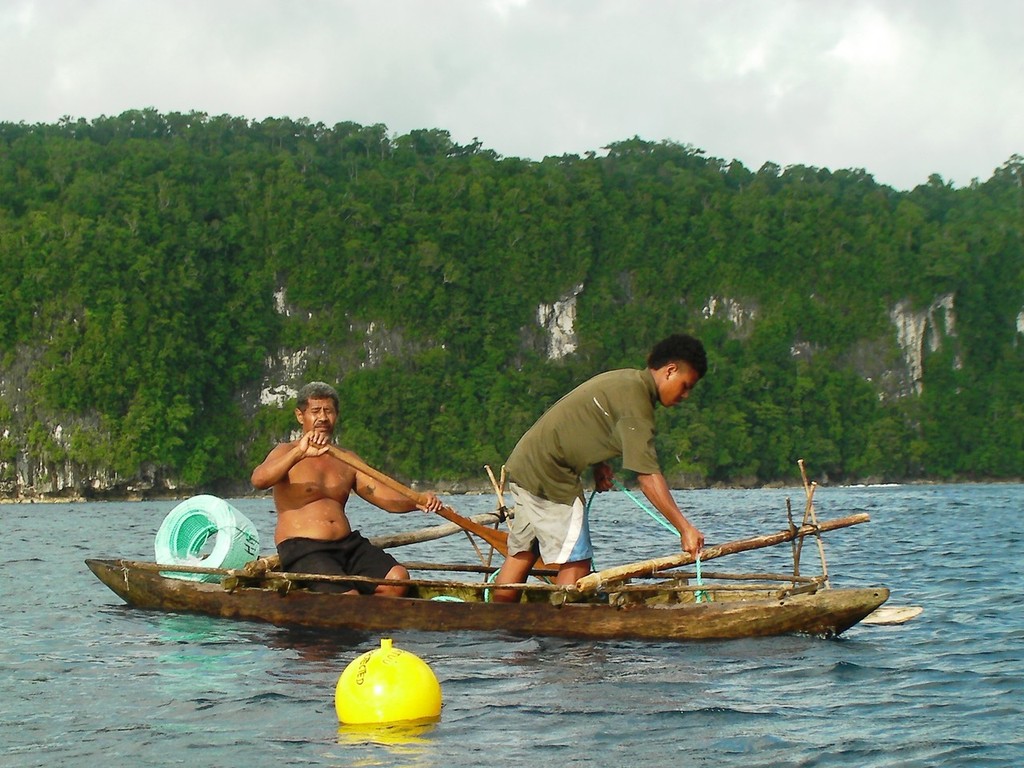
[2,483,1022,767]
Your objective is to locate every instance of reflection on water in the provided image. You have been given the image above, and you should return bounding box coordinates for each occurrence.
[331,719,440,768]
[150,612,241,644]
[337,717,439,745]
[266,626,374,662]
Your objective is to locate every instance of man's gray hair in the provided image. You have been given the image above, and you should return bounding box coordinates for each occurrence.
[296,381,339,411]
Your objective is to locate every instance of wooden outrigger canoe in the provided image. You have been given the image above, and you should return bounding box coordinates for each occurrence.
[87,457,902,641]
[85,555,889,641]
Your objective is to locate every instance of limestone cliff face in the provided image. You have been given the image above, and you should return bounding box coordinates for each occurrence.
[258,350,305,408]
[702,296,758,339]
[537,284,583,360]
[889,293,958,397]
[0,383,139,498]
[247,287,424,413]
[7,447,82,498]
[529,289,964,400]
[0,425,178,500]
[0,287,977,499]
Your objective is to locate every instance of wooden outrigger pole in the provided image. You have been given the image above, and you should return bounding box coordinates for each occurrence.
[575,512,870,594]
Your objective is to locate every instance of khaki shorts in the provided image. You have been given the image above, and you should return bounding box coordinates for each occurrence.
[506,483,593,564]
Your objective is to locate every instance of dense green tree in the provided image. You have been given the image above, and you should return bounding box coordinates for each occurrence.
[0,110,1021,495]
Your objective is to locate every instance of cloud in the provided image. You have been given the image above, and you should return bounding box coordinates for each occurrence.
[1,0,1021,190]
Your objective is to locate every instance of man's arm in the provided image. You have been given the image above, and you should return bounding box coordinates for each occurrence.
[636,472,704,556]
[593,462,614,491]
[251,433,324,489]
[353,469,443,513]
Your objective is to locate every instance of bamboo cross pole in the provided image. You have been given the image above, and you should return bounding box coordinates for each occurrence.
[787,498,799,574]
[575,512,870,594]
[798,458,831,588]
[485,463,507,512]
[372,512,503,548]
[482,463,509,569]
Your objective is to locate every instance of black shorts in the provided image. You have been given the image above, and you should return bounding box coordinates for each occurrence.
[276,531,399,594]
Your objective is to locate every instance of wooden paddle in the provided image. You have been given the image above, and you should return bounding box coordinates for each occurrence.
[575,512,871,593]
[325,444,512,556]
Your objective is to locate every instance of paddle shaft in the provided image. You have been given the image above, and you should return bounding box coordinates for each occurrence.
[575,512,871,593]
[325,445,510,556]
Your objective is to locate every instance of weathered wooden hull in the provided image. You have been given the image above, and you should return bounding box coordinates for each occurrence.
[86,559,889,641]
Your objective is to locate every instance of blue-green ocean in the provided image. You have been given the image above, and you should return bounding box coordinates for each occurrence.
[2,483,1022,767]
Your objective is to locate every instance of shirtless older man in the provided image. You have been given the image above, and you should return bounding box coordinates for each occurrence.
[251,381,441,596]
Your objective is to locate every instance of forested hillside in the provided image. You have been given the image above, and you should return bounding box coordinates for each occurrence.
[1,109,1021,497]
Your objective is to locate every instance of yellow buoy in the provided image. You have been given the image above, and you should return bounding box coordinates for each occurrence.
[335,638,442,725]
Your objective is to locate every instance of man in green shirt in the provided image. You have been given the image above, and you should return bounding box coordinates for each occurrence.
[492,334,707,602]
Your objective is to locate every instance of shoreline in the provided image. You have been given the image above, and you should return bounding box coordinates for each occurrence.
[3,476,1021,504]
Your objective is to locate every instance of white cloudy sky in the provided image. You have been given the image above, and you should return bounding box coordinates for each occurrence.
[2,0,1021,190]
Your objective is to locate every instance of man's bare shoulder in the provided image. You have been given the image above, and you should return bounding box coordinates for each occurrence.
[267,439,302,455]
